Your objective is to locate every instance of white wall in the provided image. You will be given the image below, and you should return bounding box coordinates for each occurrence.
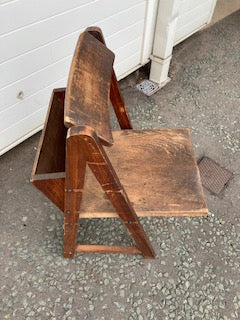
[149,0,217,84]
[0,0,153,155]
[174,0,217,44]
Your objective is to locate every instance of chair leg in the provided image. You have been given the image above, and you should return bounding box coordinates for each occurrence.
[64,133,87,258]
[104,191,155,258]
[63,211,80,258]
[79,129,155,258]
[64,127,155,258]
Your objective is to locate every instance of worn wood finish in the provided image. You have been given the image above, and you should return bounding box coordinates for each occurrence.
[110,72,133,129]
[79,129,208,217]
[32,173,65,212]
[64,132,87,258]
[31,27,207,259]
[64,31,115,145]
[31,88,67,211]
[32,88,67,175]
[67,126,155,258]
[76,245,142,255]
[86,27,133,129]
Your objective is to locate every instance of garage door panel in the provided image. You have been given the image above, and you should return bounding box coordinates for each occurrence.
[0,77,67,133]
[0,0,91,35]
[0,3,145,89]
[115,52,142,79]
[0,107,47,155]
[174,0,213,43]
[0,0,141,64]
[1,0,155,155]
[0,56,71,112]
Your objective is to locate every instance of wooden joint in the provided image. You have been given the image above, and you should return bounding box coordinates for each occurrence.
[87,161,106,165]
[63,251,74,258]
[64,222,78,227]
[65,188,83,193]
[105,189,122,194]
[125,220,137,225]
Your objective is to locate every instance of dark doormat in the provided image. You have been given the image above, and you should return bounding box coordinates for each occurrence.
[198,157,233,195]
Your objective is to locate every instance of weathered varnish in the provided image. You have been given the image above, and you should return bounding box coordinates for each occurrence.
[31,27,207,259]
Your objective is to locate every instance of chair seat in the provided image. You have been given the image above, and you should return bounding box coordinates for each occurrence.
[80,128,208,218]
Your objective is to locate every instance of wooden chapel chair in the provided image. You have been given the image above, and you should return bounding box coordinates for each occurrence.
[31,27,207,259]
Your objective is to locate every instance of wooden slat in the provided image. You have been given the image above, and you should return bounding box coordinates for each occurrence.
[86,27,133,129]
[63,130,87,258]
[64,31,115,145]
[78,210,207,218]
[79,129,208,217]
[76,245,142,255]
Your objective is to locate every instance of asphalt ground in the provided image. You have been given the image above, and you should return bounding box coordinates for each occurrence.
[1,10,240,320]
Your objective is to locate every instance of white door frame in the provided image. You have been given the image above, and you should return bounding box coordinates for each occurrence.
[141,0,159,64]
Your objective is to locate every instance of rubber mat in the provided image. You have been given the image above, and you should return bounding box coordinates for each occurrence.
[198,157,233,194]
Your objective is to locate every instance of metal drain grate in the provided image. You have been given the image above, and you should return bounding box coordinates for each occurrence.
[198,157,233,195]
[136,80,161,96]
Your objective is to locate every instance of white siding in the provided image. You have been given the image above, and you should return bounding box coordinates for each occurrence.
[0,0,153,155]
[174,0,216,44]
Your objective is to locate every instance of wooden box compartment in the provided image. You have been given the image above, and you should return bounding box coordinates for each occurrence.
[31,88,67,212]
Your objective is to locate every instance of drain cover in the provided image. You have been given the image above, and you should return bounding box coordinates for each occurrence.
[136,80,161,96]
[198,157,233,194]
[136,78,171,96]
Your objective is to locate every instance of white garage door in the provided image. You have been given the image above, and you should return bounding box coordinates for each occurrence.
[174,0,216,44]
[0,0,157,155]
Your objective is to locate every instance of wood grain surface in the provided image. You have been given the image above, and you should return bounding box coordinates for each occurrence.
[64,31,115,145]
[79,129,207,217]
[32,88,67,175]
[86,27,133,130]
[76,245,142,255]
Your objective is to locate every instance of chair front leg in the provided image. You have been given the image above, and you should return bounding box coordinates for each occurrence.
[64,131,87,258]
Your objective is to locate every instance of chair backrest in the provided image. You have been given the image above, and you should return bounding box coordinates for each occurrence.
[64,30,115,146]
[32,27,132,179]
[86,27,133,132]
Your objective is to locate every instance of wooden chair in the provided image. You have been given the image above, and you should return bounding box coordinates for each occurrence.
[31,27,207,259]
